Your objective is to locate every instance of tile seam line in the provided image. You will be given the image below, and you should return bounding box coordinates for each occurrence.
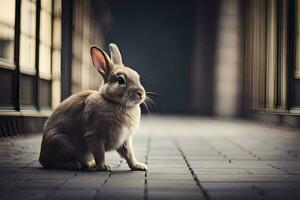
[197,136,231,162]
[144,134,152,200]
[43,172,77,200]
[172,138,211,200]
[267,163,296,175]
[220,135,261,160]
[91,160,123,200]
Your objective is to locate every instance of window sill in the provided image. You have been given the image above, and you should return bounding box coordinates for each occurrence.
[0,60,16,70]
[0,110,52,117]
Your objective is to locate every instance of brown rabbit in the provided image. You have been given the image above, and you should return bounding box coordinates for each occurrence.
[39,43,147,171]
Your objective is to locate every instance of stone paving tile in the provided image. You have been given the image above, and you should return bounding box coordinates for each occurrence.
[194,168,251,175]
[0,171,74,180]
[147,173,193,180]
[0,179,66,191]
[247,167,288,175]
[263,189,300,199]
[201,182,259,190]
[207,189,267,200]
[147,180,199,191]
[1,116,300,200]
[46,189,97,200]
[103,178,145,189]
[147,167,190,174]
[97,188,144,200]
[61,173,109,189]
[0,189,50,200]
[197,174,300,182]
[269,161,300,174]
[148,190,204,200]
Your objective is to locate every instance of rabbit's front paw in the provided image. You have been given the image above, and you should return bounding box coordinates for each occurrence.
[130,162,147,171]
[95,164,112,171]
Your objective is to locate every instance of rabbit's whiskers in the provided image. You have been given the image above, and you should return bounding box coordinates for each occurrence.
[146,91,161,96]
[142,93,158,114]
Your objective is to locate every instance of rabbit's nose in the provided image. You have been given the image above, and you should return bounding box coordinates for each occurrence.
[136,91,142,99]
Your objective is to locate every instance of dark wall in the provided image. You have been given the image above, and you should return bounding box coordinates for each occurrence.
[105,0,194,113]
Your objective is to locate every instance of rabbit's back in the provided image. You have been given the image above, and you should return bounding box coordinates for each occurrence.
[43,90,97,138]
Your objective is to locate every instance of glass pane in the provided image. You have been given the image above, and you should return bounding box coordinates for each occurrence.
[52,0,62,108]
[0,0,15,26]
[82,38,89,64]
[54,0,61,16]
[0,24,14,62]
[72,60,81,93]
[0,0,15,62]
[20,0,36,73]
[82,1,91,38]
[20,35,35,73]
[41,0,52,13]
[72,33,82,58]
[39,79,51,107]
[53,18,61,49]
[52,50,61,78]
[21,0,36,37]
[20,74,34,106]
[0,69,14,106]
[81,62,89,90]
[39,44,51,78]
[73,1,83,32]
[40,10,52,45]
[52,79,60,108]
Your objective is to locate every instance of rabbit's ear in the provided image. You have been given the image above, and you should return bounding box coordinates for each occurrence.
[109,43,123,65]
[90,45,112,80]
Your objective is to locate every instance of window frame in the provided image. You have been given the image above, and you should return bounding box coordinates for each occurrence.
[295,0,300,79]
[245,0,299,113]
[0,0,61,115]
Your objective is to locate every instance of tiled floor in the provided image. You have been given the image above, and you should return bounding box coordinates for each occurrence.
[1,116,300,200]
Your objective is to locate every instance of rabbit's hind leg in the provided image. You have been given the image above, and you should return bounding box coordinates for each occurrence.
[39,133,82,170]
[80,153,96,170]
[81,160,96,169]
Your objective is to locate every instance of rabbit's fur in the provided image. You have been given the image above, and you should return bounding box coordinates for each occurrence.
[39,43,147,171]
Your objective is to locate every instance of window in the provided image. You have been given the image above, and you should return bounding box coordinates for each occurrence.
[39,0,53,108]
[0,0,15,64]
[0,0,62,111]
[245,0,300,112]
[19,0,62,109]
[71,0,102,94]
[0,0,16,108]
[0,0,106,114]
[245,0,288,111]
[39,0,52,78]
[52,0,62,108]
[20,0,36,74]
[20,0,36,107]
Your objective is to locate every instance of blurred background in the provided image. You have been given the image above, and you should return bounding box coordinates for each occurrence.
[0,0,300,136]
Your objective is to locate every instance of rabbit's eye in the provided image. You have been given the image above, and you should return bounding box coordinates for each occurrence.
[117,76,126,85]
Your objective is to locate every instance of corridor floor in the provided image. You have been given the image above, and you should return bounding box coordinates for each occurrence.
[0,116,300,200]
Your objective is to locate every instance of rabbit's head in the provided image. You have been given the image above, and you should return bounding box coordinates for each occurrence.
[90,43,145,106]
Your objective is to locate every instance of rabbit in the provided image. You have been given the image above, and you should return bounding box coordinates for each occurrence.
[39,43,147,171]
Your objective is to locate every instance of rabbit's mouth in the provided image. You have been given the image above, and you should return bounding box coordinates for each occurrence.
[126,93,145,106]
[103,92,144,107]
